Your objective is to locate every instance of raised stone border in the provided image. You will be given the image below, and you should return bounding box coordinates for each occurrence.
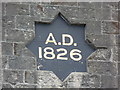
[1,2,119,89]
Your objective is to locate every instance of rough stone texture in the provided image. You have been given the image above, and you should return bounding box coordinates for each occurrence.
[112,9,118,21]
[51,2,78,6]
[118,63,120,75]
[88,61,117,76]
[118,2,120,90]
[63,73,100,88]
[5,29,25,42]
[102,8,111,20]
[15,84,36,88]
[3,29,35,43]
[110,46,119,62]
[2,42,13,55]
[60,6,96,21]
[2,55,8,69]
[101,21,119,34]
[88,46,119,62]
[3,70,23,85]
[6,3,30,16]
[9,55,36,70]
[23,30,35,45]
[37,71,63,88]
[25,71,37,84]
[85,21,101,35]
[2,16,15,30]
[80,74,101,88]
[16,16,34,30]
[30,4,59,19]
[1,2,119,89]
[118,76,120,89]
[87,49,111,61]
[101,75,118,88]
[13,43,25,56]
[0,2,2,90]
[63,73,83,88]
[102,2,118,9]
[78,2,102,9]
[21,47,35,57]
[2,83,13,88]
[86,35,118,48]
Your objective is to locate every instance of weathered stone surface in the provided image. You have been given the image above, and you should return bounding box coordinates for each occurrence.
[2,42,13,55]
[39,6,59,19]
[119,46,120,62]
[30,4,43,17]
[30,4,59,19]
[78,2,102,9]
[118,63,120,75]
[16,16,34,30]
[88,49,111,61]
[22,47,35,57]
[112,10,118,21]
[2,16,15,29]
[88,61,117,76]
[81,74,101,88]
[94,9,103,20]
[63,72,84,88]
[118,35,120,45]
[2,3,6,16]
[102,2,118,9]
[2,28,5,41]
[68,19,87,25]
[3,70,23,85]
[25,71,37,84]
[90,2,102,9]
[109,46,119,62]
[102,8,111,20]
[0,70,2,90]
[118,11,120,25]
[0,2,2,90]
[15,84,36,88]
[78,2,91,9]
[118,75,120,89]
[2,55,8,69]
[88,46,118,62]
[60,7,95,21]
[95,8,111,21]
[86,21,101,35]
[60,7,87,21]
[51,2,77,6]
[86,35,118,48]
[6,3,29,15]
[101,75,118,88]
[101,21,119,34]
[110,35,119,46]
[95,8,112,21]
[13,43,25,56]
[87,8,96,21]
[9,55,37,70]
[37,71,63,88]
[5,29,25,42]
[63,72,100,88]
[23,30,35,44]
[4,30,35,44]
[2,83,13,88]
[39,18,54,23]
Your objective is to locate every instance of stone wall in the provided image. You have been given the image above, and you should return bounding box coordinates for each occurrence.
[0,2,2,90]
[0,2,119,89]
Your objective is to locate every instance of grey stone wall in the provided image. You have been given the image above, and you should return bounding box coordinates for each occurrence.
[0,2,2,90]
[1,2,119,89]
